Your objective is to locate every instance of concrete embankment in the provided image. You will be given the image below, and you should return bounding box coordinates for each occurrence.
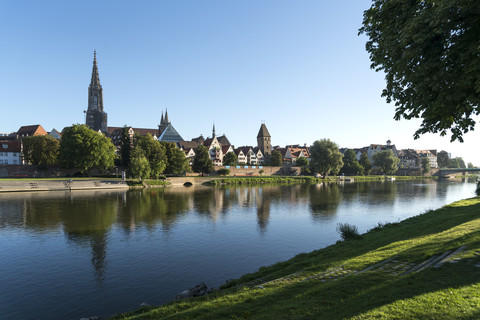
[0,179,129,193]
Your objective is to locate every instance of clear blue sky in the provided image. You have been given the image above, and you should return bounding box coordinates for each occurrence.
[1,0,478,165]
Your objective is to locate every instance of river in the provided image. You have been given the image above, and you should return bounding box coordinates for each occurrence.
[0,179,476,319]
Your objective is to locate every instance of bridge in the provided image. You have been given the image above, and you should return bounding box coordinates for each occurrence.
[434,168,480,177]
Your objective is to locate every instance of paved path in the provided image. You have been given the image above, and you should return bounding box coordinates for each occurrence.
[0,179,129,192]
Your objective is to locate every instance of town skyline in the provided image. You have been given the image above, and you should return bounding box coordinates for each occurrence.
[1,1,478,164]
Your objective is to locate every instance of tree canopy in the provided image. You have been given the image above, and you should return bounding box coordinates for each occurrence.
[372,150,399,175]
[296,156,309,167]
[136,134,167,178]
[269,150,283,166]
[162,142,189,175]
[310,139,344,177]
[360,0,480,142]
[421,157,431,175]
[192,145,213,174]
[437,150,450,168]
[359,152,372,175]
[222,152,238,166]
[22,135,60,169]
[340,149,364,176]
[129,146,151,179]
[58,124,116,175]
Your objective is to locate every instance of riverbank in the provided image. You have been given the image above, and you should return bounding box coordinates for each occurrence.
[111,196,480,319]
[0,178,128,192]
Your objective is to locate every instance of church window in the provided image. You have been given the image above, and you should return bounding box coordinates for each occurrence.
[94,96,98,108]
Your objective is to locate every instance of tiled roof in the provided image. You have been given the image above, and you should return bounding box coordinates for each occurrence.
[178,140,201,150]
[0,140,21,152]
[17,125,47,137]
[257,124,271,138]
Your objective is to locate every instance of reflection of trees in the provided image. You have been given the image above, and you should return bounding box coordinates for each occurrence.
[309,183,343,220]
[117,189,191,232]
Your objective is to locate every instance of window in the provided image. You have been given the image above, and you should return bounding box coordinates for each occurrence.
[2,144,7,148]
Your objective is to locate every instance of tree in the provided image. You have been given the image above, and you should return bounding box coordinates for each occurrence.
[270,150,283,166]
[162,142,189,175]
[437,150,450,168]
[310,139,344,177]
[340,149,364,176]
[222,152,238,166]
[421,157,431,175]
[136,134,167,178]
[129,146,151,179]
[119,127,132,167]
[58,124,116,175]
[360,1,480,142]
[467,162,474,169]
[296,156,309,167]
[372,150,400,175]
[22,135,60,169]
[192,145,213,175]
[359,152,372,175]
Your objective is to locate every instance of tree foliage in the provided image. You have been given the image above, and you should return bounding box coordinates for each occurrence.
[192,145,213,174]
[372,150,399,175]
[421,157,431,175]
[340,149,364,176]
[360,0,480,142]
[296,156,309,167]
[136,134,167,178]
[58,124,116,175]
[310,139,344,177]
[119,127,132,167]
[359,152,372,175]
[437,150,450,168]
[162,142,189,175]
[270,150,283,166]
[129,146,151,179]
[22,135,60,169]
[223,152,238,166]
[449,157,466,169]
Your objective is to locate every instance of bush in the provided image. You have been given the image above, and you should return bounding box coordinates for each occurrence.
[336,223,361,241]
[217,168,230,176]
[476,180,480,196]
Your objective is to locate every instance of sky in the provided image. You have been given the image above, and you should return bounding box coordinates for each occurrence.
[1,0,479,165]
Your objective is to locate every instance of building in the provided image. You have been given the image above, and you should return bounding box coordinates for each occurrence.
[416,150,438,169]
[157,110,183,143]
[0,140,22,165]
[16,125,48,138]
[257,123,271,156]
[85,51,108,134]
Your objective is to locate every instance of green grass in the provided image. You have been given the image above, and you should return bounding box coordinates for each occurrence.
[110,196,480,320]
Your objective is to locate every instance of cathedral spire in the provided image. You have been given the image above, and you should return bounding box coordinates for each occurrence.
[164,109,169,123]
[90,50,100,88]
[212,123,216,138]
[160,111,164,124]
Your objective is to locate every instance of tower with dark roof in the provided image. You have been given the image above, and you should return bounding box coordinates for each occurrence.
[257,123,271,156]
[85,51,108,133]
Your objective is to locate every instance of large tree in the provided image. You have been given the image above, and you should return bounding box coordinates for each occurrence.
[192,145,213,175]
[162,142,189,175]
[222,152,238,166]
[421,157,431,175]
[372,150,400,175]
[360,0,480,142]
[359,152,372,175]
[310,139,344,177]
[119,127,132,167]
[58,124,116,175]
[269,150,283,166]
[129,146,151,180]
[136,134,167,178]
[340,149,364,176]
[437,150,450,168]
[22,135,60,169]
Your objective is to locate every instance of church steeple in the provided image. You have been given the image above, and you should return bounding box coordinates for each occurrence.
[86,50,107,133]
[164,109,169,123]
[212,123,216,138]
[160,111,164,124]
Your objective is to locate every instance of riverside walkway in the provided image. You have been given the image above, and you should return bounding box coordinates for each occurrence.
[0,179,129,192]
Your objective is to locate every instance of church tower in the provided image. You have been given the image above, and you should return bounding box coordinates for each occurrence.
[86,51,108,134]
[257,123,271,156]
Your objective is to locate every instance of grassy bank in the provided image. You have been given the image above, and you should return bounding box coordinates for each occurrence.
[208,175,435,186]
[111,196,480,320]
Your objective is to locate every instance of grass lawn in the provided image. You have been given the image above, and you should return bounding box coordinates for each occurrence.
[110,196,480,319]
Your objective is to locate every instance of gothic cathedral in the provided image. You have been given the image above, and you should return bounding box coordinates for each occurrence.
[85,51,108,134]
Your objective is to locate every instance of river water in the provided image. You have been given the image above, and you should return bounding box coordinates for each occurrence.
[0,179,476,319]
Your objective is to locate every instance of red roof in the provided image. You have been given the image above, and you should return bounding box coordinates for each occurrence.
[0,140,21,152]
[16,125,47,137]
